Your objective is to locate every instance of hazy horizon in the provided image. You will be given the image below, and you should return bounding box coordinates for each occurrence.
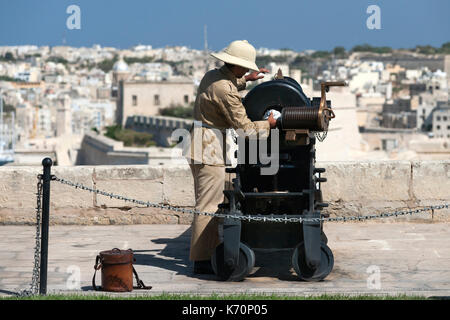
[0,0,449,52]
[1,41,449,53]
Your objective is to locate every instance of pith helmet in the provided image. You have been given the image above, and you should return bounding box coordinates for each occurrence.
[210,40,259,72]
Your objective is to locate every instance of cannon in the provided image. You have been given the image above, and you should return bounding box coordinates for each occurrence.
[211,73,347,281]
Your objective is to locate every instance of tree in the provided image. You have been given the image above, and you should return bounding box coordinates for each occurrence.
[438,42,450,54]
[124,56,154,64]
[4,52,14,61]
[290,55,312,75]
[415,45,437,55]
[255,55,289,68]
[104,125,156,147]
[97,55,119,73]
[351,44,392,54]
[159,102,194,119]
[1,99,15,113]
[333,46,346,57]
[413,43,450,55]
[0,75,18,82]
[311,51,331,59]
[47,56,69,65]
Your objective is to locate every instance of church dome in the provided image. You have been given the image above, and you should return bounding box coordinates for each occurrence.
[113,58,129,72]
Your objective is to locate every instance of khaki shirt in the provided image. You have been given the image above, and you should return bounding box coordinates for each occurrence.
[184,65,270,166]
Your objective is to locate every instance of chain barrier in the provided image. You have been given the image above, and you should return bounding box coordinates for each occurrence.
[15,173,449,297]
[17,175,43,297]
[53,176,449,224]
[315,131,328,142]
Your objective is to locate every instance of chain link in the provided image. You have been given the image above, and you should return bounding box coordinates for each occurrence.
[15,174,449,296]
[53,176,449,224]
[17,175,43,297]
[315,130,328,142]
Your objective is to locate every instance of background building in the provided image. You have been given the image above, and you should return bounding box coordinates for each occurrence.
[116,80,195,127]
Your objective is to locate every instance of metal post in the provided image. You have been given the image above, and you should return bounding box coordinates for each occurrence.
[39,157,52,295]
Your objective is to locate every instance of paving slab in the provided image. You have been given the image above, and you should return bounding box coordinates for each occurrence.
[0,222,449,297]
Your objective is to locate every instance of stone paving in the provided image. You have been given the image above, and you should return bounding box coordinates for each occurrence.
[0,222,449,297]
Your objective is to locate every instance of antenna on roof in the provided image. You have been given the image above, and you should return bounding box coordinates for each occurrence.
[204,25,208,53]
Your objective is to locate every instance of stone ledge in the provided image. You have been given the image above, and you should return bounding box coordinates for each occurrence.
[0,161,448,225]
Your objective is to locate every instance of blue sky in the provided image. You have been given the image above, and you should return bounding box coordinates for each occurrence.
[0,0,449,51]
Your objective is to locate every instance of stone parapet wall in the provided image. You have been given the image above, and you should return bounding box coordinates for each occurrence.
[0,161,448,225]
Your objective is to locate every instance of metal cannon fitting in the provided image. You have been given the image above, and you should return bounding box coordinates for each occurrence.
[280,81,347,132]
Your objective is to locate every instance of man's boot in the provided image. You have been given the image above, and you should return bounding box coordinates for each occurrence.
[193,260,214,274]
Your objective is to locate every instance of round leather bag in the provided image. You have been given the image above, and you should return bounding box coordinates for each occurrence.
[99,248,134,292]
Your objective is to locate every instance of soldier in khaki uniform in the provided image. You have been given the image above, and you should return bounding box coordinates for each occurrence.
[185,40,277,274]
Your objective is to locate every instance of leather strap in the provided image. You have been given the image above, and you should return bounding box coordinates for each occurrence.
[190,121,228,133]
[92,255,152,291]
[92,255,102,291]
[132,266,152,290]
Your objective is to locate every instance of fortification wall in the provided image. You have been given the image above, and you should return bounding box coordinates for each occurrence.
[0,161,448,225]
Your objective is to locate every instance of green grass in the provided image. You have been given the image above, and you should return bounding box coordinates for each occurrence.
[0,293,431,300]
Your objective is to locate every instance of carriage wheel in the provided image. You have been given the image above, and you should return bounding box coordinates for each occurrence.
[321,230,328,245]
[292,241,334,281]
[211,242,255,281]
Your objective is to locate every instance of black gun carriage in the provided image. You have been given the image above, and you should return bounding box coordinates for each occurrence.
[211,74,346,281]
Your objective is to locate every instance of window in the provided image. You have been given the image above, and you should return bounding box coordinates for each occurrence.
[132,95,137,106]
[447,125,450,130]
[184,95,189,104]
[382,139,398,151]
[436,125,441,130]
[443,116,448,121]
[436,116,441,121]
[154,94,160,106]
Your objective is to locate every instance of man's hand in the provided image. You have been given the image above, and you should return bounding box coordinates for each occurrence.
[267,112,277,128]
[245,68,269,82]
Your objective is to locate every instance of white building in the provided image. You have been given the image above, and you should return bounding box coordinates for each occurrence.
[417,103,436,131]
[432,106,450,139]
[348,71,380,93]
[132,62,173,81]
[314,88,364,161]
[35,107,52,137]
[71,98,115,134]
[116,79,195,126]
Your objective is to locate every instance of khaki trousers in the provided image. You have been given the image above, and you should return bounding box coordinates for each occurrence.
[189,164,231,261]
